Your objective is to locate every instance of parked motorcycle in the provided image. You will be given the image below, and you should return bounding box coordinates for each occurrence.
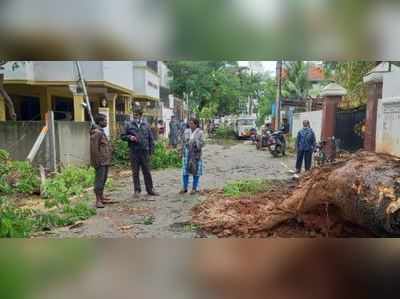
[267,130,286,157]
[256,129,273,150]
[249,128,258,143]
[313,141,327,167]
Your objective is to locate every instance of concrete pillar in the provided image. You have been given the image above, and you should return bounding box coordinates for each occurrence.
[363,63,387,152]
[106,93,118,136]
[0,96,5,121]
[320,83,347,159]
[40,87,52,121]
[124,96,132,115]
[364,82,382,151]
[69,85,85,122]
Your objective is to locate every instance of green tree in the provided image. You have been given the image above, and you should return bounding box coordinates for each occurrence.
[167,61,263,118]
[256,78,276,127]
[323,61,376,108]
[282,61,311,99]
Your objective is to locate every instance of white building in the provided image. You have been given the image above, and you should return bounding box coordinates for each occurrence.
[248,61,265,74]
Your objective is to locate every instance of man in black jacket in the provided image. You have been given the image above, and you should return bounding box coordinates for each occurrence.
[121,104,159,198]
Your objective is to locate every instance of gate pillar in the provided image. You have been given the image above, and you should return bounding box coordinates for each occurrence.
[321,83,347,159]
[363,64,385,152]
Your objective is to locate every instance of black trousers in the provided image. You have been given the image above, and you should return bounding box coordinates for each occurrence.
[130,150,154,193]
[94,166,109,193]
[296,150,313,172]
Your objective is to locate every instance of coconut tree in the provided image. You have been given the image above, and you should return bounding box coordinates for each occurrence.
[281,61,311,100]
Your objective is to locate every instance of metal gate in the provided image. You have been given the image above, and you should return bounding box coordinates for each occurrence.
[335,107,366,152]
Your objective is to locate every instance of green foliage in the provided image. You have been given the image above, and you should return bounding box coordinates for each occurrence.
[0,150,40,195]
[282,61,312,99]
[42,166,95,208]
[0,199,34,238]
[150,141,182,170]
[11,161,41,194]
[256,78,276,126]
[112,138,130,167]
[167,61,268,117]
[223,179,270,197]
[0,198,96,238]
[323,61,376,108]
[143,215,155,225]
[0,151,97,238]
[214,126,235,139]
[112,139,181,170]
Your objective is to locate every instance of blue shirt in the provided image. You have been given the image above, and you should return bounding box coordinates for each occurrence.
[296,127,316,152]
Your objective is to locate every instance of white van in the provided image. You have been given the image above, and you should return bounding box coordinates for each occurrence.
[233,116,257,139]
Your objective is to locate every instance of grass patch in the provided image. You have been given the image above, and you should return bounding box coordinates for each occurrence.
[111,139,130,168]
[0,149,40,195]
[223,179,271,197]
[143,215,155,225]
[0,150,97,238]
[0,198,96,238]
[112,139,182,170]
[42,166,95,208]
[150,141,182,170]
[213,126,236,139]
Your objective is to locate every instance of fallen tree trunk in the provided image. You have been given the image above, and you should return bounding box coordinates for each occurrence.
[261,152,400,236]
[193,152,400,237]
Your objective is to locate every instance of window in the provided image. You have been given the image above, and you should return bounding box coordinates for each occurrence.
[19,96,41,121]
[53,97,74,121]
[146,61,158,73]
[238,119,256,126]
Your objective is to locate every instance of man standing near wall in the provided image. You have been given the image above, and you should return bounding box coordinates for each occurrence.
[295,120,316,174]
[169,115,179,148]
[121,104,159,198]
[90,114,113,208]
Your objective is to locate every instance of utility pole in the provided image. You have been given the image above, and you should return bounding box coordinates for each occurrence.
[275,60,282,130]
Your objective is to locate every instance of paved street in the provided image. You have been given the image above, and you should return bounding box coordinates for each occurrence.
[53,141,295,238]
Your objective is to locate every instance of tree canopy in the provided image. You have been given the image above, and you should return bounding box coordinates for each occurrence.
[323,61,376,108]
[166,61,275,124]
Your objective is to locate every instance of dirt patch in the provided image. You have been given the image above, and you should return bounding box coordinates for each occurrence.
[192,152,400,238]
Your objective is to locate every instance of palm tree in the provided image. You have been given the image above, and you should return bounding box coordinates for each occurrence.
[281,61,311,100]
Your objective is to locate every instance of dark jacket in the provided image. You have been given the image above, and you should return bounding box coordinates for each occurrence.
[281,123,290,134]
[90,127,112,168]
[121,120,155,153]
[296,127,316,152]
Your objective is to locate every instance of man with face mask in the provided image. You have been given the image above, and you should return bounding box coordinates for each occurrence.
[121,103,159,198]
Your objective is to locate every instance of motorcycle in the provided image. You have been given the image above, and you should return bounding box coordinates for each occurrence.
[313,141,327,167]
[249,128,258,143]
[256,129,273,150]
[313,137,338,167]
[267,130,286,157]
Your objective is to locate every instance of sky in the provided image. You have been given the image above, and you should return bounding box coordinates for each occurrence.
[238,61,277,75]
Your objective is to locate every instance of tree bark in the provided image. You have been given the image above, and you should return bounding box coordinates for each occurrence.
[258,152,400,236]
[0,74,17,120]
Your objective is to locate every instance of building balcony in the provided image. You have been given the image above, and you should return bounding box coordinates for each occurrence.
[4,61,135,92]
[133,61,160,100]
